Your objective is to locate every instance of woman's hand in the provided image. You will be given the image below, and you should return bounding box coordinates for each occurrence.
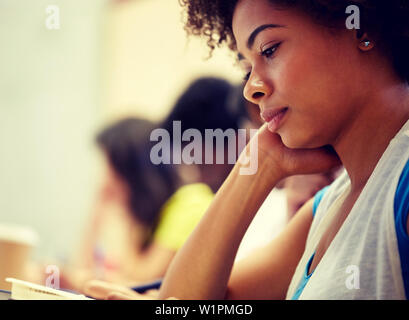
[251,124,341,181]
[83,280,158,300]
[83,280,178,300]
[106,290,179,300]
[157,124,340,300]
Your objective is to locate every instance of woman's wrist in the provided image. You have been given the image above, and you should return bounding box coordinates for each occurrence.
[235,145,284,190]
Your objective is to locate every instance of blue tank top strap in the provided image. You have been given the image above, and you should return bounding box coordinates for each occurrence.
[290,253,315,300]
[394,158,409,299]
[312,186,330,217]
[291,186,329,300]
[301,166,409,299]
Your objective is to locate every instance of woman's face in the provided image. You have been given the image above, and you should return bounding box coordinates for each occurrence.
[99,154,130,205]
[233,0,369,149]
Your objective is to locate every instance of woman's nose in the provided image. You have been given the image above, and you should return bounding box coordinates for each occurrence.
[243,73,273,105]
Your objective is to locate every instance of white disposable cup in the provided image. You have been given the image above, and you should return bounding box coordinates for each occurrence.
[0,223,39,290]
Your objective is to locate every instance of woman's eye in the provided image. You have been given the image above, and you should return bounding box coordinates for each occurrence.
[241,42,281,83]
[261,42,281,58]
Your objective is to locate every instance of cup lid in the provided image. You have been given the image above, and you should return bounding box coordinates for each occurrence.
[0,223,39,247]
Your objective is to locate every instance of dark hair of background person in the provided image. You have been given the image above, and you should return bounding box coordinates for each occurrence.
[96,118,180,249]
[161,77,249,135]
[179,0,409,83]
[160,76,251,192]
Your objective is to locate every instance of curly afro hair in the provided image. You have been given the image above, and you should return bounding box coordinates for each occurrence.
[180,0,409,82]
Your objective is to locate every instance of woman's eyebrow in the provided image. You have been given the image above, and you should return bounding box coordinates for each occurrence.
[247,24,285,49]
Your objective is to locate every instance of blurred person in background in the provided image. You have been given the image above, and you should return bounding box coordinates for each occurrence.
[161,77,252,193]
[63,76,252,293]
[61,118,186,290]
[283,168,343,221]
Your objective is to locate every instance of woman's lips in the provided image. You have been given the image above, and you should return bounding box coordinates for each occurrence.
[261,107,289,132]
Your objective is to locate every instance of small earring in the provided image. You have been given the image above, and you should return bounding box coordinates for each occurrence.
[359,39,373,51]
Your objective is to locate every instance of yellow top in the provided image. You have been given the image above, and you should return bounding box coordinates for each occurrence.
[153,183,214,251]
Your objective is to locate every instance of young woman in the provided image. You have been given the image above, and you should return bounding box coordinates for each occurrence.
[64,118,183,289]
[153,0,409,300]
[71,77,253,295]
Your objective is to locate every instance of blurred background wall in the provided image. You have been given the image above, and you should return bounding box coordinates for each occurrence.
[0,0,243,261]
[102,0,242,122]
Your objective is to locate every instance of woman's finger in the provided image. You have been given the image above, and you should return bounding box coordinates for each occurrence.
[106,291,134,300]
[83,280,136,299]
[106,291,152,300]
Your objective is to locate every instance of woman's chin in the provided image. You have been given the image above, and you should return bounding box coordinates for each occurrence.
[280,134,305,149]
[281,134,315,150]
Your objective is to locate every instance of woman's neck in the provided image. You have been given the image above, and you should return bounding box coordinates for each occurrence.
[333,81,409,192]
